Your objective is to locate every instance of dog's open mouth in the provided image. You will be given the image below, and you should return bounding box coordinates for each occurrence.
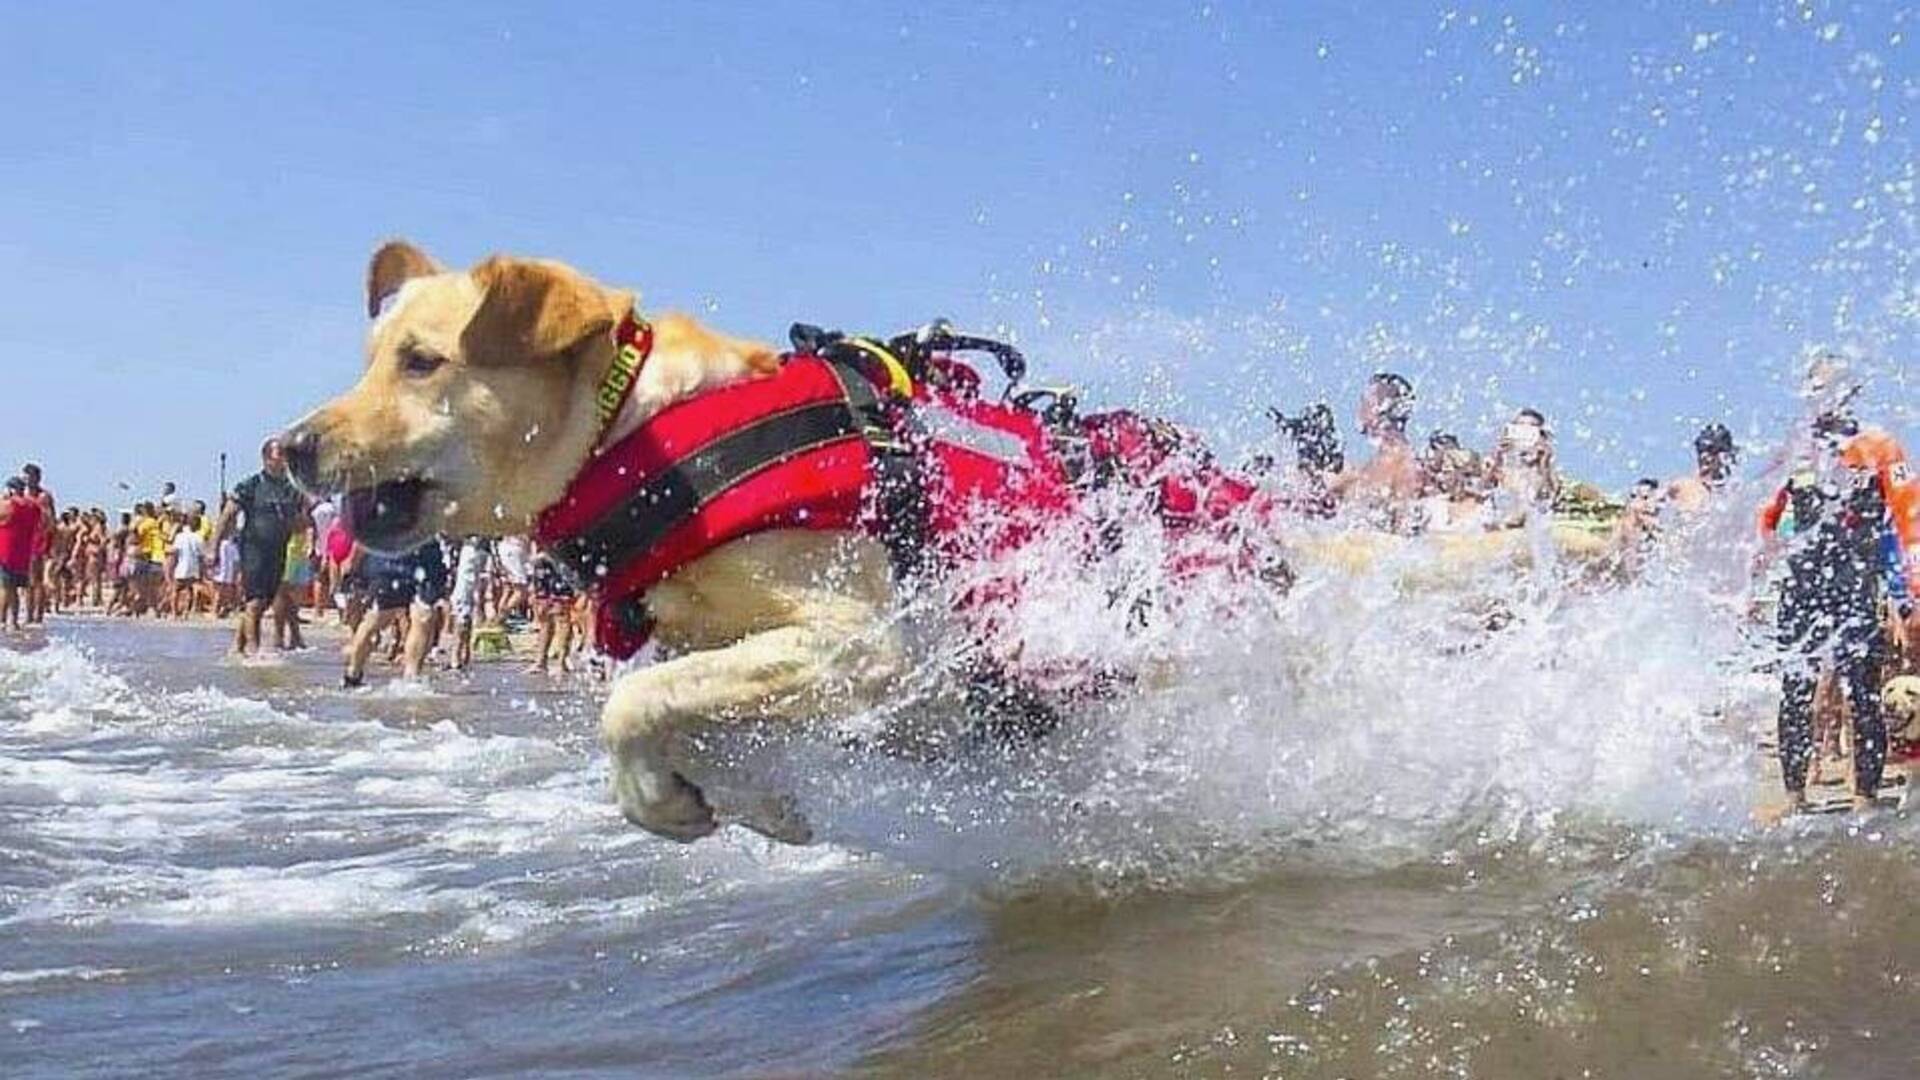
[342,478,435,551]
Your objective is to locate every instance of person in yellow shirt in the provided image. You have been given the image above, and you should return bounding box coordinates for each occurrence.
[278,526,313,650]
[129,503,165,615]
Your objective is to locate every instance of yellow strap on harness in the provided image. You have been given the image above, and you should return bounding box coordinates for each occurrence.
[841,338,915,399]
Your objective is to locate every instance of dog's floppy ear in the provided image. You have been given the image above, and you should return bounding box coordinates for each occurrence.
[367,240,443,318]
[462,255,626,366]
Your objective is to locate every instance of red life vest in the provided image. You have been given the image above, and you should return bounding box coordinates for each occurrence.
[533,332,1078,658]
[533,318,1276,660]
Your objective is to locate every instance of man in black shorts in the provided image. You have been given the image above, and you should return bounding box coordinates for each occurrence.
[214,438,305,656]
[528,548,578,675]
[343,538,448,686]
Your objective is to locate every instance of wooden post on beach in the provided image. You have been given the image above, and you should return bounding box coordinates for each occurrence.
[218,453,227,499]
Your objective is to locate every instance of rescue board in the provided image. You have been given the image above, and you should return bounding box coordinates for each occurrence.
[1290,521,1618,589]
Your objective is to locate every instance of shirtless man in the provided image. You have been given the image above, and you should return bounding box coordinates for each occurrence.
[1488,408,1559,526]
[1666,423,1737,514]
[21,464,55,624]
[1608,477,1664,579]
[1418,432,1491,533]
[1331,372,1425,529]
[74,510,104,609]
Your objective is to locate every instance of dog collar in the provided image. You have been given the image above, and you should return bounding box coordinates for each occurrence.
[594,312,654,445]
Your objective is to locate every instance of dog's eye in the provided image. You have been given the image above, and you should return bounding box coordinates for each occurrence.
[400,348,447,378]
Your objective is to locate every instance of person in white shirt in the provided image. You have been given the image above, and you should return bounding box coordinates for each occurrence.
[449,537,491,671]
[169,516,207,620]
[213,535,241,617]
[494,534,532,622]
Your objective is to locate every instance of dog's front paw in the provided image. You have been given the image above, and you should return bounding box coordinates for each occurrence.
[729,794,814,846]
[612,759,718,843]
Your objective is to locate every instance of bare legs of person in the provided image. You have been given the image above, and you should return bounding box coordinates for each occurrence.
[1,574,21,632]
[25,558,46,625]
[401,600,442,679]
[41,561,61,618]
[343,604,407,688]
[451,613,474,672]
[529,598,574,675]
[133,570,159,617]
[232,598,271,656]
[272,588,304,650]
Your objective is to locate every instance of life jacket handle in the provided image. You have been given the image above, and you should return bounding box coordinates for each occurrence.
[1010,385,1081,431]
[886,323,1028,396]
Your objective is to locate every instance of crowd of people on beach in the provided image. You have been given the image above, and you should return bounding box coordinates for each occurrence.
[0,446,600,684]
[3,350,1913,814]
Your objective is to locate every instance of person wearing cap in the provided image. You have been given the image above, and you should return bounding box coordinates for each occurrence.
[0,477,43,632]
[1666,423,1738,514]
[1331,372,1425,529]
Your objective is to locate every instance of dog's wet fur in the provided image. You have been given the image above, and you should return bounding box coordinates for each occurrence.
[287,241,900,843]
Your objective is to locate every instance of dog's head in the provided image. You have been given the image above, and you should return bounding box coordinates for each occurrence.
[1882,675,1920,741]
[282,240,633,551]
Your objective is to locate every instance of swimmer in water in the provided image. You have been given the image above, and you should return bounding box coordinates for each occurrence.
[1666,423,1737,514]
[1417,431,1490,533]
[1608,477,1664,579]
[1330,372,1425,530]
[1489,408,1559,526]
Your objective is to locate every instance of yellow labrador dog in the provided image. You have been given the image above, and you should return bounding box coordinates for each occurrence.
[285,241,908,843]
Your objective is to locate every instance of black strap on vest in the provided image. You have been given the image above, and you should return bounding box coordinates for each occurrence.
[550,400,859,587]
[552,355,936,596]
[819,354,934,583]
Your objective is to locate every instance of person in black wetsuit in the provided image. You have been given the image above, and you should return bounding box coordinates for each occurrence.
[1762,410,1898,812]
[1263,403,1344,518]
[214,438,305,656]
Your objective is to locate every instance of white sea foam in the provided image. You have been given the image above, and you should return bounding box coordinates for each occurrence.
[694,486,1786,883]
[0,638,869,944]
[0,966,127,987]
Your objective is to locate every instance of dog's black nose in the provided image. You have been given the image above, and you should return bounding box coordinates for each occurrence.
[282,427,322,490]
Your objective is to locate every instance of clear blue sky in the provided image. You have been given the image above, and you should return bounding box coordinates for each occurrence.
[1,2,1911,509]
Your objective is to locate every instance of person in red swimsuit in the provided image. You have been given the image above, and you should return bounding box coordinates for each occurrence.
[20,463,55,625]
[0,476,45,633]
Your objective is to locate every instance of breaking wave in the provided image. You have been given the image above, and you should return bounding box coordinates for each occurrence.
[0,640,859,955]
[694,473,1822,888]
